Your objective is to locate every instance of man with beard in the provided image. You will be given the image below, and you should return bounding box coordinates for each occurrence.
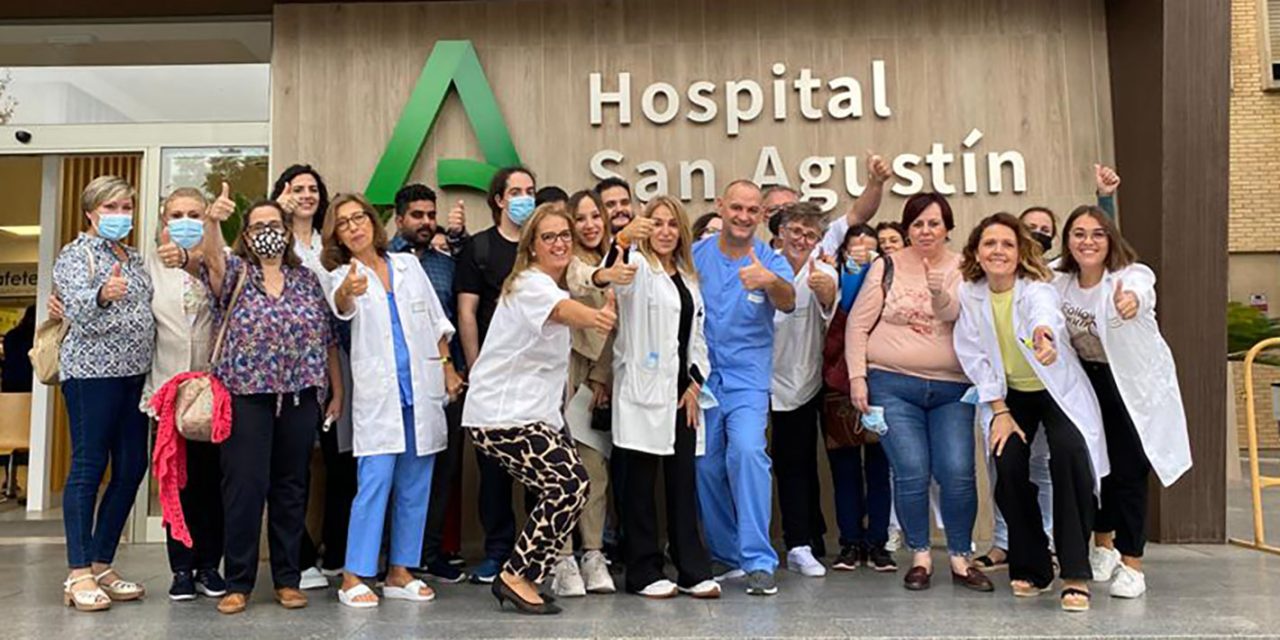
[388,183,469,583]
[595,177,635,233]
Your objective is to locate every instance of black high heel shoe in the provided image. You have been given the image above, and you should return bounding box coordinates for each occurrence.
[491,577,562,615]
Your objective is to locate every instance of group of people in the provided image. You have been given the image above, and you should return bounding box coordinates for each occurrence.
[47,155,1190,617]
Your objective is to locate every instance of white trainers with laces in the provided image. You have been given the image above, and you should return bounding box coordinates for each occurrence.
[1110,563,1146,598]
[551,555,586,597]
[1090,546,1122,582]
[638,579,678,598]
[299,566,329,590]
[678,579,721,599]
[786,545,827,577]
[580,550,616,594]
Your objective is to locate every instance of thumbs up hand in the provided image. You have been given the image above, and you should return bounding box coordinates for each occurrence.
[1031,325,1057,366]
[924,257,945,297]
[207,182,236,222]
[448,199,466,233]
[1113,279,1138,320]
[342,259,369,298]
[866,151,892,184]
[157,227,186,269]
[1095,164,1121,197]
[594,290,618,334]
[807,255,836,304]
[100,262,129,303]
[738,247,777,291]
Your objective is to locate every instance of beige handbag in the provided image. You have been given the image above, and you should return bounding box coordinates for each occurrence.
[30,249,96,385]
[173,267,247,442]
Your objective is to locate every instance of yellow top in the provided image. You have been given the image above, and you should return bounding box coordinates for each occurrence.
[991,288,1045,392]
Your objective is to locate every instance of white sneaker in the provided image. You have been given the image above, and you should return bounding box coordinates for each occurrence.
[637,579,678,598]
[1090,546,1122,582]
[677,579,721,599]
[299,566,329,590]
[1110,564,1146,598]
[551,555,586,597]
[713,567,746,582]
[786,545,827,577]
[886,528,902,553]
[580,550,616,594]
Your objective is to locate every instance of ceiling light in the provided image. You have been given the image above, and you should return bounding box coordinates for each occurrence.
[0,226,42,237]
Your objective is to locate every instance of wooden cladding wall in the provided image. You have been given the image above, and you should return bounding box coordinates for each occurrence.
[271,0,1115,236]
[49,153,142,492]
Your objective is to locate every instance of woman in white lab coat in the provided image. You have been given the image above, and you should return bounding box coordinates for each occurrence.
[322,193,463,608]
[952,213,1108,613]
[610,196,719,599]
[1053,205,1191,599]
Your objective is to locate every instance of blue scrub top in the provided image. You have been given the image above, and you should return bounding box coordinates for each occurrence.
[693,234,795,393]
[385,265,414,407]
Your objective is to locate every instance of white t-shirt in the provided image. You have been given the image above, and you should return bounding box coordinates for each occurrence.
[771,258,837,411]
[462,269,571,429]
[1060,278,1109,363]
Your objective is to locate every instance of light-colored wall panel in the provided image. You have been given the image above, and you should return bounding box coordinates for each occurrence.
[272,0,1113,235]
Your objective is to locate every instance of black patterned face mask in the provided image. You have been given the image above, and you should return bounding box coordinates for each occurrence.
[248,227,288,259]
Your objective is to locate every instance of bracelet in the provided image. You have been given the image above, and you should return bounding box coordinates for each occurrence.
[992,409,1010,418]
[179,247,190,269]
[440,356,452,366]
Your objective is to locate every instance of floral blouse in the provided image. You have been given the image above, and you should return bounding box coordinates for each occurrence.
[53,233,155,381]
[204,253,336,396]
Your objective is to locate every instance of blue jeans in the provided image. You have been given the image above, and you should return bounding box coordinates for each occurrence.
[827,442,892,547]
[345,405,436,577]
[61,375,149,569]
[868,369,976,556]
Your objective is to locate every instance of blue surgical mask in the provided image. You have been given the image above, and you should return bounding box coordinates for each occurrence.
[844,257,863,274]
[97,213,133,241]
[167,218,204,249]
[861,406,888,436]
[507,195,536,227]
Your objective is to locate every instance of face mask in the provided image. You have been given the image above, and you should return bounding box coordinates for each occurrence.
[248,226,288,259]
[844,257,863,273]
[1031,231,1053,253]
[507,195,536,227]
[167,218,204,249]
[861,405,888,436]
[97,213,133,241]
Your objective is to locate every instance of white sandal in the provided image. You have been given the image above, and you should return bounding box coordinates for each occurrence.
[338,582,379,609]
[64,574,111,612]
[95,569,145,601]
[382,579,435,602]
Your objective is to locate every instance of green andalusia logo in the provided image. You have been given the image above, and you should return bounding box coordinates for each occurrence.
[366,40,521,205]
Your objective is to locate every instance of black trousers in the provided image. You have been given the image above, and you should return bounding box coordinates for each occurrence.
[770,393,828,551]
[221,390,319,594]
[299,422,356,572]
[621,408,713,592]
[1083,361,1150,558]
[995,388,1096,585]
[166,440,224,574]
[422,395,465,565]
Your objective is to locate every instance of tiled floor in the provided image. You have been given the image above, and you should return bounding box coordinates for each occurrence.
[0,461,1277,639]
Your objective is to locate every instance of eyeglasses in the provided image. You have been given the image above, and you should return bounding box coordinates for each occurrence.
[247,221,285,234]
[1069,229,1108,243]
[335,213,371,232]
[784,226,822,243]
[539,230,574,245]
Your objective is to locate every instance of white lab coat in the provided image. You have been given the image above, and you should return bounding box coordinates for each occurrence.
[1053,263,1191,486]
[771,258,838,411]
[329,253,454,458]
[953,278,1110,493]
[611,250,710,456]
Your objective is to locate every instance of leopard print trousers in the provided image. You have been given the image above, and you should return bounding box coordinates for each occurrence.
[470,422,589,583]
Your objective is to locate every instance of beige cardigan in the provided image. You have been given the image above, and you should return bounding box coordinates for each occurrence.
[140,253,214,415]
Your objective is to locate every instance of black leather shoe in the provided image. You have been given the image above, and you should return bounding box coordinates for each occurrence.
[903,565,931,591]
[951,567,995,592]
[492,577,562,615]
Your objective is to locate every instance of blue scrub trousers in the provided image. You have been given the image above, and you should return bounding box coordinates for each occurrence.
[695,376,778,573]
[344,404,436,577]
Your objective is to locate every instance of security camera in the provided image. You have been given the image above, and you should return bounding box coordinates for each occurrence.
[14,130,32,144]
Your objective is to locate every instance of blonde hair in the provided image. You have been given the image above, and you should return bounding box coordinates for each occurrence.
[637,195,697,281]
[156,187,209,243]
[501,202,573,297]
[81,175,135,215]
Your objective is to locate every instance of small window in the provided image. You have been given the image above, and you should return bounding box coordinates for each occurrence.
[1266,0,1280,87]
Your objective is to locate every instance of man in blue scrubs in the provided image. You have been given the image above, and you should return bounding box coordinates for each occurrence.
[693,179,796,596]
